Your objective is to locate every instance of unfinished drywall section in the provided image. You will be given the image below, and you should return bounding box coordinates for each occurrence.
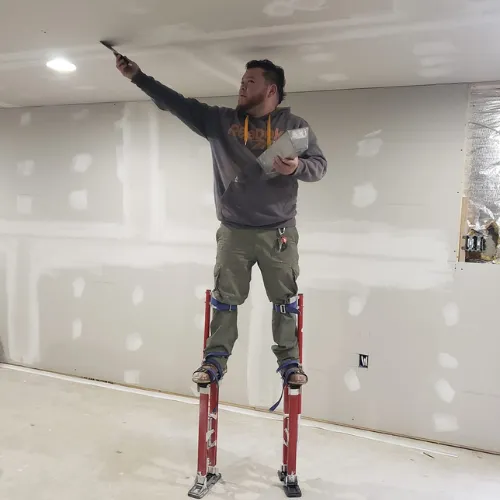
[459,84,500,263]
[1,82,499,453]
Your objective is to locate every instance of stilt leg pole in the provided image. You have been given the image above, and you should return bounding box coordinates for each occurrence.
[188,290,221,498]
[279,293,304,498]
[208,382,219,473]
[297,294,304,415]
[279,383,290,481]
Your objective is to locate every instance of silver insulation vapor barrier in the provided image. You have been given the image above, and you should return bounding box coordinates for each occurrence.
[463,84,500,262]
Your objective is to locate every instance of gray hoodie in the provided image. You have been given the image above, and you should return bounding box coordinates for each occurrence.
[131,71,327,229]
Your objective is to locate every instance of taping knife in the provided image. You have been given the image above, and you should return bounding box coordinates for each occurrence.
[100,40,130,63]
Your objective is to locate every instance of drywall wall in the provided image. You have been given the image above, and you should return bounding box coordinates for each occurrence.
[0,82,499,453]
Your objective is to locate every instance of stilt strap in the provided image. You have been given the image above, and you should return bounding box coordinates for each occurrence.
[273,298,299,314]
[211,296,237,312]
[269,360,300,412]
[195,352,229,384]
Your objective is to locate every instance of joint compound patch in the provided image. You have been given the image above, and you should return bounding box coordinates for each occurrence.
[298,44,323,54]
[319,73,349,83]
[72,109,90,120]
[195,285,209,300]
[291,0,327,11]
[72,277,85,298]
[116,145,126,184]
[418,67,453,79]
[263,2,295,16]
[348,296,367,316]
[357,130,383,157]
[194,314,205,330]
[75,85,97,92]
[17,160,35,177]
[124,370,141,385]
[442,302,459,327]
[344,369,361,392]
[72,154,92,173]
[263,0,326,17]
[202,192,213,206]
[438,353,459,369]
[435,379,456,403]
[419,56,454,67]
[413,41,457,56]
[132,286,144,305]
[16,195,32,215]
[69,190,88,211]
[72,318,83,339]
[433,413,459,433]
[352,183,378,208]
[20,112,32,126]
[126,333,143,352]
[301,52,335,63]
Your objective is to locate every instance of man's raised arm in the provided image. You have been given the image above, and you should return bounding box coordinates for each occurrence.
[116,54,217,138]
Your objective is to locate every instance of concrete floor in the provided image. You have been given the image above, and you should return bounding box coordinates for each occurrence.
[1,365,499,500]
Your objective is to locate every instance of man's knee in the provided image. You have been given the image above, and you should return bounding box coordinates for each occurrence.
[272,296,300,315]
[210,295,238,312]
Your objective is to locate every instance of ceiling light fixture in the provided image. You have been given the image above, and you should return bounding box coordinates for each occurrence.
[46,58,76,73]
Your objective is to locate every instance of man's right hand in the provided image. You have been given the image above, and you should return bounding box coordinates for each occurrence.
[116,54,140,80]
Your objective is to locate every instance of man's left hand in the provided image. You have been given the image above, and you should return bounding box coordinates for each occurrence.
[273,156,299,175]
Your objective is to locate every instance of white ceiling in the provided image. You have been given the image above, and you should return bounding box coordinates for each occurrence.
[1,0,500,107]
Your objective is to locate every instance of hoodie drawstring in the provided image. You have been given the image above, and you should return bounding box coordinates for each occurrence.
[244,115,272,148]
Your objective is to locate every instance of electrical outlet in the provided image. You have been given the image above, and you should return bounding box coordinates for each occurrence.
[359,354,369,368]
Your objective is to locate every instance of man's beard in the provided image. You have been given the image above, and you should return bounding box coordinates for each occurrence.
[236,91,267,112]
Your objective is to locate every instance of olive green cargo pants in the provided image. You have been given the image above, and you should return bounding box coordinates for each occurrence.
[204,223,300,372]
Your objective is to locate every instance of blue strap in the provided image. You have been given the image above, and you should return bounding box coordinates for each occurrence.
[269,360,300,412]
[204,352,229,381]
[273,299,299,314]
[202,352,229,413]
[211,296,237,312]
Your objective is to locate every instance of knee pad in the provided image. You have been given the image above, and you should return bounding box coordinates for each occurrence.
[210,296,237,312]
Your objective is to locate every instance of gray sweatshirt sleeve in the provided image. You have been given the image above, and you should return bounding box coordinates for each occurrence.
[131,70,217,138]
[293,122,327,182]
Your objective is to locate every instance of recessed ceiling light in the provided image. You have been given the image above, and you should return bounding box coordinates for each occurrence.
[46,58,76,73]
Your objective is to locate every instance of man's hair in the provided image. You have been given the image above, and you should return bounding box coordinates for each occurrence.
[246,59,286,104]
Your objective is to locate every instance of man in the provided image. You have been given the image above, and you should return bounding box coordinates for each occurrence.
[116,55,327,388]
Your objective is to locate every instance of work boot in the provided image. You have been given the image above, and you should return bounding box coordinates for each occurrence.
[192,363,226,385]
[192,352,228,385]
[278,360,308,386]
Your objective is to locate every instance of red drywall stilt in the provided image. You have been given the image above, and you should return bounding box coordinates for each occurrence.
[278,293,304,498]
[188,290,221,499]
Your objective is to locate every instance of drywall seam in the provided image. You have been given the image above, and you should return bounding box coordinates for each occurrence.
[26,269,39,364]
[0,239,18,361]
[118,103,133,231]
[457,85,473,263]
[0,363,459,458]
[126,12,402,51]
[148,106,164,240]
[0,221,134,239]
[132,12,500,55]
[149,225,453,289]
[30,239,215,274]
[176,48,240,89]
[298,227,449,260]
[274,15,498,48]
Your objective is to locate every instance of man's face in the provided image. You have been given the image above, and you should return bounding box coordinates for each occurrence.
[237,67,273,110]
